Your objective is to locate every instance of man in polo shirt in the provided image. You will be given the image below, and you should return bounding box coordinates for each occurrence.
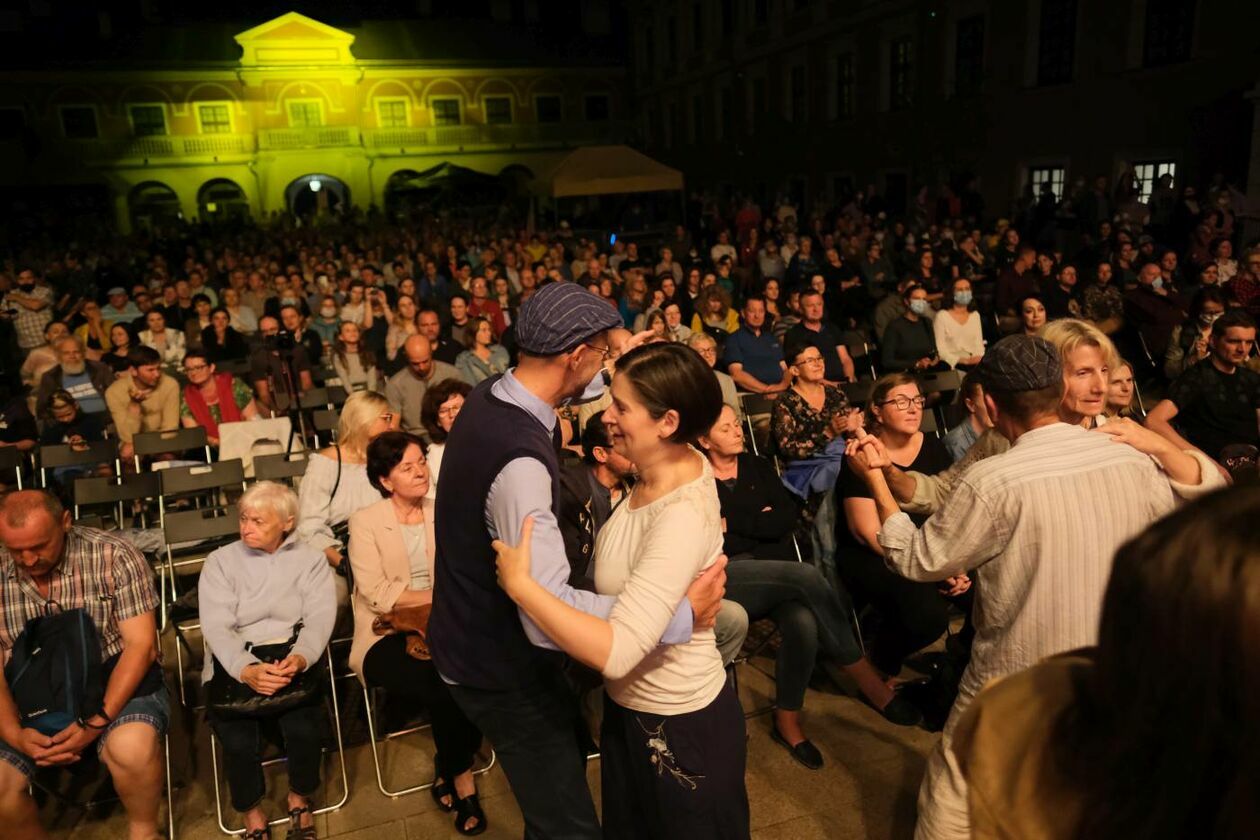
[428,282,727,839]
[0,490,167,840]
[724,295,790,394]
[784,289,857,384]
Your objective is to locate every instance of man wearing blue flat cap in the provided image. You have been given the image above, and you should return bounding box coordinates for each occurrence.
[428,281,727,839]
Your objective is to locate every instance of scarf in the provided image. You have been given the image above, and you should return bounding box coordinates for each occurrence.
[184,373,241,440]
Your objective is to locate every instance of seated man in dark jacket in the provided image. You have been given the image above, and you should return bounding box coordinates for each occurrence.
[557,412,634,591]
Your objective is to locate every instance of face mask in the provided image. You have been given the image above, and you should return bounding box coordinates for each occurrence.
[18,283,34,292]
[1151,277,1164,291]
[320,306,337,319]
[1199,311,1222,327]
[909,299,931,316]
[563,366,611,407]
[953,291,973,307]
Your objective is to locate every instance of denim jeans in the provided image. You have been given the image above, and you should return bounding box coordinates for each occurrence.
[724,558,863,711]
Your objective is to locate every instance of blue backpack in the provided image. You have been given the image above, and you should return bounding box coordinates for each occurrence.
[4,608,104,736]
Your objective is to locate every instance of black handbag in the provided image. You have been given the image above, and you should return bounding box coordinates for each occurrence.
[206,623,325,719]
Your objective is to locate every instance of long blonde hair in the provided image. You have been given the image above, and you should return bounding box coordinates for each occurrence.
[338,390,390,454]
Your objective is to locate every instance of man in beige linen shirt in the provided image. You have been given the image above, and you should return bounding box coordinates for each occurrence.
[104,345,180,461]
[848,335,1196,840]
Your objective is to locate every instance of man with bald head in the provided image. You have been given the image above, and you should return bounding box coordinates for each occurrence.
[0,490,167,840]
[385,334,464,434]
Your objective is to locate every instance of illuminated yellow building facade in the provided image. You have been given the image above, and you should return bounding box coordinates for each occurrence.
[0,11,628,231]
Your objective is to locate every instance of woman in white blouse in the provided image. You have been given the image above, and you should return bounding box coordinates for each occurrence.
[296,390,398,602]
[933,277,986,369]
[139,310,186,366]
[494,343,748,839]
[222,286,259,335]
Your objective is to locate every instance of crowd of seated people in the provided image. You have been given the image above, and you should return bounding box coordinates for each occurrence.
[0,174,1255,839]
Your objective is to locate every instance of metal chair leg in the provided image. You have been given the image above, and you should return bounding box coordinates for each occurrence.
[360,676,497,799]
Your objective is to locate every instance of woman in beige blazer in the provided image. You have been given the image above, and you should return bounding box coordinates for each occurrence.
[349,430,488,836]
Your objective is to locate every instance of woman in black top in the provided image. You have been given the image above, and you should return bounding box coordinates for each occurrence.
[201,307,249,363]
[702,406,920,771]
[838,372,972,676]
[881,285,947,372]
[104,323,136,375]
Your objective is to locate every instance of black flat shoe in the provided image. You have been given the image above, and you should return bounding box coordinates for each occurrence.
[430,775,455,812]
[770,727,824,770]
[872,693,924,727]
[453,792,487,836]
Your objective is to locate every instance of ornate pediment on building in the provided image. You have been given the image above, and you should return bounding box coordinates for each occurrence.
[234,12,356,68]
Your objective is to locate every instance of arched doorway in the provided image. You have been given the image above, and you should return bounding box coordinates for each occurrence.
[128,181,181,232]
[198,178,250,224]
[285,174,349,218]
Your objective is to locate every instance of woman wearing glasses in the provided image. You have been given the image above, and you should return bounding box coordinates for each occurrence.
[178,350,259,448]
[837,372,970,678]
[297,391,400,591]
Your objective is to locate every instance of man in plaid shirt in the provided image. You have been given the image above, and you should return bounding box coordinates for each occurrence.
[0,490,167,840]
[1,269,53,353]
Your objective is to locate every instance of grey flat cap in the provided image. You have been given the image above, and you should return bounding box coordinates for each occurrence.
[976,334,1062,392]
[515,281,622,355]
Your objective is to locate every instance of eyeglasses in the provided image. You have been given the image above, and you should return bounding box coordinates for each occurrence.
[184,363,209,373]
[793,355,825,366]
[583,343,613,360]
[879,395,927,410]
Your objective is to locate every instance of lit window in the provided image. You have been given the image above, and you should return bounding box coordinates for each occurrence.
[376,99,408,128]
[197,104,231,134]
[1134,161,1176,203]
[129,105,167,137]
[484,96,512,125]
[287,101,323,128]
[1030,166,1066,201]
[431,99,461,127]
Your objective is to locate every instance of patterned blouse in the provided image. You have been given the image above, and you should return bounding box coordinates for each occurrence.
[771,385,852,461]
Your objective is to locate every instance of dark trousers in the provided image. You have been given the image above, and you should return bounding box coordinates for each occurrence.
[600,682,749,840]
[841,548,951,675]
[725,558,864,711]
[449,661,600,840]
[362,633,483,782]
[211,701,324,813]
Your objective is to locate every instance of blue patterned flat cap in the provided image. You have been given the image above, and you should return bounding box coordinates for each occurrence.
[515,282,623,354]
[976,334,1062,392]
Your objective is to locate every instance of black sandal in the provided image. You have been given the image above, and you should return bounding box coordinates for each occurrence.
[284,804,317,840]
[430,775,455,812]
[244,828,271,840]
[453,792,487,836]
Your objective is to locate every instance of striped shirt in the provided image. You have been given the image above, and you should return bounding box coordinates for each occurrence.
[878,422,1176,728]
[0,527,158,666]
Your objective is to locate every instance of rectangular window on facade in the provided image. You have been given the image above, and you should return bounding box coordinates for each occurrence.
[667,16,677,63]
[1134,160,1176,203]
[889,37,913,111]
[753,0,769,26]
[955,14,985,96]
[835,52,855,119]
[643,24,655,70]
[666,102,678,148]
[691,95,704,142]
[197,103,232,134]
[0,108,25,139]
[484,96,512,125]
[788,64,807,123]
[1030,166,1067,201]
[717,85,732,140]
[1037,0,1077,85]
[693,3,703,49]
[60,106,98,139]
[584,95,610,122]
[375,99,408,128]
[750,77,766,134]
[535,95,562,123]
[129,104,167,137]
[287,100,324,128]
[720,0,734,36]
[431,98,461,126]
[1144,0,1196,67]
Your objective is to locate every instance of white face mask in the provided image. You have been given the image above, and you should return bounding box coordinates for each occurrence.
[320,307,337,319]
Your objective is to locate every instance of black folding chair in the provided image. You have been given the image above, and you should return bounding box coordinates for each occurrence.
[299,386,348,410]
[252,451,311,486]
[739,392,777,456]
[73,472,161,529]
[0,446,25,488]
[216,357,253,378]
[38,440,119,489]
[312,409,339,447]
[133,427,212,472]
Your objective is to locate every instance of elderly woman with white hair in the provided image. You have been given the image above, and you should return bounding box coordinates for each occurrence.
[199,480,336,840]
[296,390,399,589]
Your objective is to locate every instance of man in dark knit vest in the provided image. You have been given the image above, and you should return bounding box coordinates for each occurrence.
[429,282,727,838]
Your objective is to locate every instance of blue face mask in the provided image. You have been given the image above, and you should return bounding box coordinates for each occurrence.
[954,291,973,307]
[1151,277,1164,291]
[909,299,931,316]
